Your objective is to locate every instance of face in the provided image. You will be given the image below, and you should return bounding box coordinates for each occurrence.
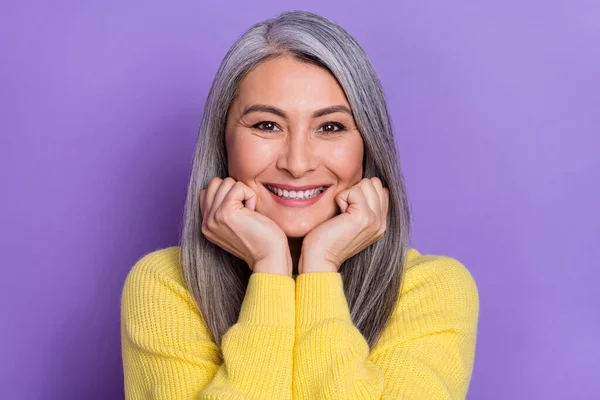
[225,55,364,238]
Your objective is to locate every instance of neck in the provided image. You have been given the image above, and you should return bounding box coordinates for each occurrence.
[288,236,303,276]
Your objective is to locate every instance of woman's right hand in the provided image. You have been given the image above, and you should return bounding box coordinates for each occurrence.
[199,177,292,276]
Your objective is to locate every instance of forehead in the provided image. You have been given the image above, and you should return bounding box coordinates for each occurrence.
[233,56,350,111]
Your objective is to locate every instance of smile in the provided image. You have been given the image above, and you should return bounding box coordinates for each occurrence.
[266,184,326,199]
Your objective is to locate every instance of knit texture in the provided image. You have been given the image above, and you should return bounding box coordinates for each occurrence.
[121,246,479,399]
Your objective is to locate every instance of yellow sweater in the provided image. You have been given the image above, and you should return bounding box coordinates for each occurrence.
[121,246,479,399]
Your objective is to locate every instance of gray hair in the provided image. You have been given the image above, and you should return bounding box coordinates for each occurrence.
[179,10,411,351]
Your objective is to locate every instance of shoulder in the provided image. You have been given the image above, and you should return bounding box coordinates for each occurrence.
[403,249,478,297]
[398,248,480,332]
[124,245,185,285]
[121,246,217,358]
[121,246,199,318]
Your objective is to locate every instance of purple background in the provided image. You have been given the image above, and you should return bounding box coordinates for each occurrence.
[1,1,598,399]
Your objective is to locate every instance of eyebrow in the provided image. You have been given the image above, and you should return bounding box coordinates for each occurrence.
[241,104,352,119]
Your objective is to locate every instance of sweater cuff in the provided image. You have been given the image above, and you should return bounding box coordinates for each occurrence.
[295,272,352,328]
[237,272,295,327]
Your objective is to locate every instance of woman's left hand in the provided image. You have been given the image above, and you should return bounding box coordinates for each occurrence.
[299,177,390,274]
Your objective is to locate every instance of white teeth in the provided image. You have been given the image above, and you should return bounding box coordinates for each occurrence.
[267,185,325,199]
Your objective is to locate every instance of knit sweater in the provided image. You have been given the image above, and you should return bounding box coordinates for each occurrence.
[120,246,479,399]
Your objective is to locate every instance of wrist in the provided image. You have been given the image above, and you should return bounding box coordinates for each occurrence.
[298,250,338,274]
[253,252,292,277]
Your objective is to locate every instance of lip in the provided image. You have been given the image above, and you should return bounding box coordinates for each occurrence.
[264,185,329,208]
[263,183,331,191]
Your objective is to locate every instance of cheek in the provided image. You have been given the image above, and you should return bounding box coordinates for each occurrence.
[327,139,364,181]
[226,135,273,178]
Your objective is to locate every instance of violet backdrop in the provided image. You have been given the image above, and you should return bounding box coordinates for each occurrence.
[1,1,598,399]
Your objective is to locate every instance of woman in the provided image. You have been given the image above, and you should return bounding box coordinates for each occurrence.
[121,10,479,399]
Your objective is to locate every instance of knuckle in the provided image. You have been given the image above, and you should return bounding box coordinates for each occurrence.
[214,207,232,223]
[367,214,377,226]
[201,223,211,238]
[206,216,219,231]
[214,208,225,222]
[206,179,219,193]
[233,181,245,190]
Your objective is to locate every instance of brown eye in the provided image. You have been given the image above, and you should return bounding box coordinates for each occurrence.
[318,122,346,134]
[253,121,281,131]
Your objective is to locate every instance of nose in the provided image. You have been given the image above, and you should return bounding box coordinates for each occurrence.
[275,129,318,178]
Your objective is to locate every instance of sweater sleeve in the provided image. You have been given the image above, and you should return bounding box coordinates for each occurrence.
[121,248,296,399]
[292,255,479,400]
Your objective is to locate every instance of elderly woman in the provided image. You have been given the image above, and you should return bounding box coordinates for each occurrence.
[121,10,479,400]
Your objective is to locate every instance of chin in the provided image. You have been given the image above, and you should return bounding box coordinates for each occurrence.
[279,221,315,238]
[255,200,336,238]
[282,228,310,239]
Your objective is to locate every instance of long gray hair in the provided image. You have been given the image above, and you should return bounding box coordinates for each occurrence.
[179,10,411,352]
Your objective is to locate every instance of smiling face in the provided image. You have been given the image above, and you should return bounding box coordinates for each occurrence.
[224,55,364,238]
